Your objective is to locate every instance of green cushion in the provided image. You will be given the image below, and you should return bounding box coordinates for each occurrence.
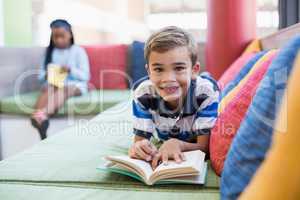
[0,102,220,199]
[0,90,131,115]
[0,184,219,200]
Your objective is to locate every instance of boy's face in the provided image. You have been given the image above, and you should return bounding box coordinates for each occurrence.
[147,46,200,109]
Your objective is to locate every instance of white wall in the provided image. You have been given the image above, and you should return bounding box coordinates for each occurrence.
[0,0,4,46]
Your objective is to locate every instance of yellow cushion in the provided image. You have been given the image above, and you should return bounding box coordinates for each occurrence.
[242,39,262,55]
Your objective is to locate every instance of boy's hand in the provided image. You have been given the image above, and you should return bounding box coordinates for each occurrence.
[151,138,186,169]
[129,139,157,162]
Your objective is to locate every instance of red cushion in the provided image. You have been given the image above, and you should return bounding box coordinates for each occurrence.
[83,45,128,89]
[218,52,255,90]
[210,50,278,176]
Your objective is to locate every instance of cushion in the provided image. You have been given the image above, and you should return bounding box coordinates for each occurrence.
[219,51,267,112]
[0,183,220,200]
[129,41,148,87]
[238,54,300,200]
[0,102,220,200]
[84,45,128,89]
[218,52,256,91]
[210,50,278,175]
[0,90,131,115]
[220,36,300,200]
[218,39,262,91]
[242,39,262,55]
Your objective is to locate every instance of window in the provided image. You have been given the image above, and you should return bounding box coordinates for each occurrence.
[146,0,279,41]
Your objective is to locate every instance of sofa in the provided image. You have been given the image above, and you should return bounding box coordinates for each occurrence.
[0,41,205,159]
[0,42,206,116]
[0,23,299,199]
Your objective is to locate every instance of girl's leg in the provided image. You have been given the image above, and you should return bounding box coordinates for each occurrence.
[32,85,57,123]
[46,85,81,116]
[31,85,57,139]
[31,85,80,139]
[34,85,57,112]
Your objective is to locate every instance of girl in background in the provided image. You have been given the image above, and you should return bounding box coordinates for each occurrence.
[31,19,90,140]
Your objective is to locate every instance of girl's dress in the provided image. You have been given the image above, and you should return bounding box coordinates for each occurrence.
[38,44,90,94]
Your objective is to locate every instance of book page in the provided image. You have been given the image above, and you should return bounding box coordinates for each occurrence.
[154,150,205,173]
[47,64,67,88]
[157,162,208,185]
[106,155,154,181]
[97,161,145,182]
[105,150,205,185]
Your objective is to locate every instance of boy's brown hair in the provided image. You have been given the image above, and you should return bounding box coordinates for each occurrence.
[144,26,198,66]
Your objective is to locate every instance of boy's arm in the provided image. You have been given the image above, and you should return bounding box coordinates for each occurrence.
[129,97,157,161]
[179,134,209,153]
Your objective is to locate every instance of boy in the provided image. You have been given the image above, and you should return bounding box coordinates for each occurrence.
[129,26,219,169]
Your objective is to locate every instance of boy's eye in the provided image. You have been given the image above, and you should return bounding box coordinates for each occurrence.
[153,68,163,73]
[175,66,186,71]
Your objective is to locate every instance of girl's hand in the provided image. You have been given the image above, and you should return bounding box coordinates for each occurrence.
[151,138,186,169]
[61,65,70,73]
[128,139,158,162]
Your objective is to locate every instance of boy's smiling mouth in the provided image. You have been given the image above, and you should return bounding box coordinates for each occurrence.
[161,86,179,94]
[158,83,181,96]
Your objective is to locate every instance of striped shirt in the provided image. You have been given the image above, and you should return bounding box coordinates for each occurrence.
[132,74,220,142]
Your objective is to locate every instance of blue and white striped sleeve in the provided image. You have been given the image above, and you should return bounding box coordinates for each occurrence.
[192,76,220,136]
[132,100,155,139]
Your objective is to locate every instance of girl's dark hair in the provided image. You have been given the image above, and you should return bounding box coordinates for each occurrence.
[44,19,74,68]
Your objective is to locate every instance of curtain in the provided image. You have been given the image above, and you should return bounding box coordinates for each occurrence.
[279,0,300,29]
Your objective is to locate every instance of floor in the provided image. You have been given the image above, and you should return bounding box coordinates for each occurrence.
[0,114,93,160]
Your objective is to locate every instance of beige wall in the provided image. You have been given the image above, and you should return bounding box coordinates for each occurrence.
[32,0,149,45]
[81,0,148,21]
[128,0,148,22]
[82,0,117,13]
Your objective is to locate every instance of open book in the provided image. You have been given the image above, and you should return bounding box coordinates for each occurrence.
[98,150,207,186]
[47,64,68,88]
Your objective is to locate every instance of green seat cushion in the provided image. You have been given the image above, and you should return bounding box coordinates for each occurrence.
[0,102,220,199]
[0,184,219,200]
[0,90,131,115]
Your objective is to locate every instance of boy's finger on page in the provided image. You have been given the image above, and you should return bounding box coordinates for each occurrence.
[136,146,151,161]
[135,146,146,159]
[174,153,181,163]
[162,153,168,165]
[141,143,153,155]
[128,147,137,158]
[134,148,143,159]
[179,153,186,161]
[151,153,161,169]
